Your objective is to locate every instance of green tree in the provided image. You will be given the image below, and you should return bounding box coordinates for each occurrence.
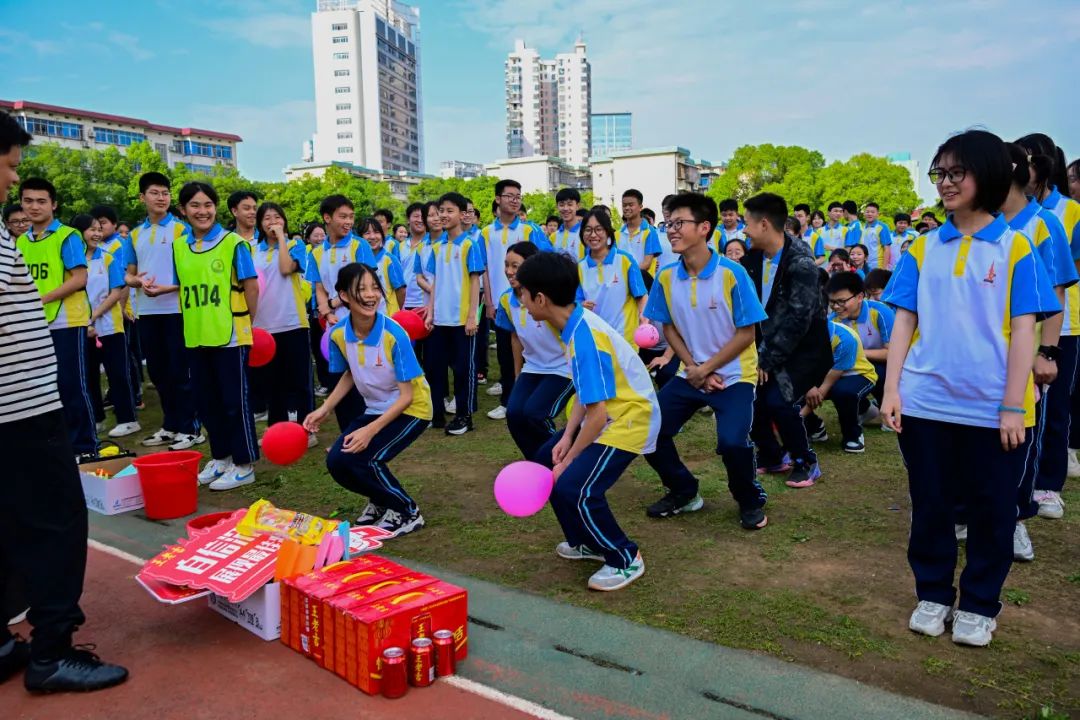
[708,144,826,206]
[815,153,919,223]
[521,189,596,225]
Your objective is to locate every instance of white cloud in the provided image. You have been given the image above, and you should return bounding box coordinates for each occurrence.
[107,31,155,61]
[206,12,312,49]
[192,99,315,180]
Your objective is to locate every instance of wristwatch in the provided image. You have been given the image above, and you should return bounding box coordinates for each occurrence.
[1038,345,1060,362]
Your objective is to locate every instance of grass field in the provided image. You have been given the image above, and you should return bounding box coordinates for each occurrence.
[119,357,1079,719]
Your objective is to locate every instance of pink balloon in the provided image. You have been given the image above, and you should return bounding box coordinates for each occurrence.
[320,329,331,361]
[634,324,660,349]
[494,461,554,517]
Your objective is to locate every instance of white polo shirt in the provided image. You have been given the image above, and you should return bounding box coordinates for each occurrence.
[494,289,570,378]
[483,217,538,302]
[425,230,486,327]
[125,214,186,315]
[576,248,647,346]
[252,238,310,334]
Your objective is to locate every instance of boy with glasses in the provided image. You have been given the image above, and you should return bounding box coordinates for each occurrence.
[826,270,894,417]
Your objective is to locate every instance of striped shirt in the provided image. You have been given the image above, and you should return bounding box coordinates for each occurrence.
[0,218,62,424]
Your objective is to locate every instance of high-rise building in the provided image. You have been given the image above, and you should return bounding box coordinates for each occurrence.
[310,0,423,173]
[439,160,485,180]
[505,38,591,167]
[590,113,632,159]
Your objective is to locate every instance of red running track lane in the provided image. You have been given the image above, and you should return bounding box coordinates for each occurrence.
[2,547,539,720]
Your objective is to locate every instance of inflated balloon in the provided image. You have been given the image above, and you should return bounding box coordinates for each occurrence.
[261,421,309,465]
[494,461,554,517]
[249,328,276,367]
[633,324,660,349]
[320,329,332,361]
[392,309,429,341]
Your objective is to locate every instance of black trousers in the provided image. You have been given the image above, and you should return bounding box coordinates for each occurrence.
[264,328,314,425]
[139,314,197,434]
[494,326,516,406]
[0,410,88,660]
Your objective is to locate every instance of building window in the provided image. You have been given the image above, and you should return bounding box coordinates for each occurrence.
[332,36,348,44]
[154,142,168,157]
[19,116,83,140]
[337,132,353,139]
[180,140,233,161]
[93,127,146,147]
[335,103,351,111]
[185,163,215,174]
[334,86,350,94]
[333,69,350,77]
[331,23,348,30]
[336,118,352,125]
[337,146,353,153]
[333,52,349,60]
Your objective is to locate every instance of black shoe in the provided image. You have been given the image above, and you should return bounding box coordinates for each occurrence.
[645,492,703,518]
[445,415,473,436]
[24,645,128,693]
[0,636,30,684]
[740,506,768,530]
[375,509,425,538]
[430,415,446,430]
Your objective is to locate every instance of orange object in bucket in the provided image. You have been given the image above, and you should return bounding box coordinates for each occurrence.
[132,450,202,520]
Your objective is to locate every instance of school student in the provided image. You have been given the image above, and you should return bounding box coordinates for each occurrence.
[374,208,394,239]
[70,214,138,438]
[399,202,429,316]
[616,189,662,276]
[152,181,261,491]
[550,188,584,258]
[894,213,918,244]
[357,217,406,315]
[642,193,770,529]
[516,251,659,591]
[842,200,863,247]
[714,199,747,249]
[251,202,315,441]
[859,202,894,270]
[848,243,869,277]
[228,190,259,245]
[576,209,648,349]
[1068,158,1080,203]
[303,223,333,396]
[814,201,847,256]
[863,268,891,301]
[16,178,97,459]
[304,263,431,538]
[545,215,560,238]
[826,271,893,410]
[801,321,878,457]
[424,192,485,435]
[482,180,540,421]
[2,203,30,238]
[123,172,201,450]
[881,129,1059,647]
[496,241,574,460]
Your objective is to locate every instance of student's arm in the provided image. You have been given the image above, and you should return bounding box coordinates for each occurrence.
[880,309,916,432]
[684,325,757,390]
[553,401,608,480]
[43,233,89,303]
[279,237,304,276]
[90,286,127,325]
[511,332,524,376]
[1034,286,1066,384]
[465,272,480,335]
[303,370,355,432]
[243,277,259,320]
[344,381,413,454]
[804,368,845,412]
[865,346,889,363]
[42,267,87,304]
[757,256,819,374]
[1002,315,1036,451]
[483,267,496,319]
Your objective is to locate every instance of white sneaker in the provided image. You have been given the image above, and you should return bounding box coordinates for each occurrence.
[95,421,106,434]
[587,553,644,591]
[955,524,968,542]
[444,397,457,414]
[198,458,233,485]
[169,433,206,451]
[556,542,605,562]
[486,382,502,397]
[314,385,329,397]
[375,508,425,538]
[108,421,141,438]
[355,502,387,526]
[142,428,175,447]
[1013,522,1034,561]
[908,600,953,637]
[307,432,318,448]
[487,405,507,420]
[253,411,269,423]
[209,463,255,491]
[951,610,996,647]
[1035,490,1065,519]
[8,607,28,625]
[1068,448,1080,478]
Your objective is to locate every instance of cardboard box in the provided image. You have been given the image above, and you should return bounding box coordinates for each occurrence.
[79,457,142,516]
[208,582,281,641]
[342,581,469,695]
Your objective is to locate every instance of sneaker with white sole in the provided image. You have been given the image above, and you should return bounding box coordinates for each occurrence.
[142,429,176,447]
[843,435,865,454]
[356,502,387,526]
[486,382,502,397]
[1068,449,1080,478]
[198,458,233,486]
[951,610,996,647]
[1035,490,1065,519]
[209,464,255,491]
[588,553,645,591]
[487,405,507,420]
[444,397,457,415]
[1013,521,1034,561]
[108,421,141,438]
[645,492,704,518]
[808,427,828,443]
[307,432,318,448]
[955,524,968,542]
[253,411,268,423]
[376,509,425,538]
[909,600,953,637]
[314,386,329,397]
[168,433,205,451]
[555,542,605,561]
[95,421,106,434]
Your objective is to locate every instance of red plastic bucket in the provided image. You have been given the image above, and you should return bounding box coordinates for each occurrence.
[186,511,235,537]
[132,450,202,520]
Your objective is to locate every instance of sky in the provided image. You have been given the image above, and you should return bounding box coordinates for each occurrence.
[1,0,1078,201]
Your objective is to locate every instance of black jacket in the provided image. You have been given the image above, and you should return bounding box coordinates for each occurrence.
[742,235,832,402]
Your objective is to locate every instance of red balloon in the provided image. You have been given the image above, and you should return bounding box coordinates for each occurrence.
[261,422,308,465]
[248,328,276,367]
[392,310,430,341]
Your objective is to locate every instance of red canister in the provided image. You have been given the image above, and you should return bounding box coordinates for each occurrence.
[381,647,407,699]
[408,637,434,687]
[433,629,456,676]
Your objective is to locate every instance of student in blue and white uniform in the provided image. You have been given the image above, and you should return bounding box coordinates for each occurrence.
[357,217,406,316]
[826,271,894,409]
[399,203,429,315]
[576,209,648,349]
[841,200,863,247]
[616,189,663,278]
[550,188,584,259]
[801,321,878,455]
[881,130,1059,648]
[859,202,894,270]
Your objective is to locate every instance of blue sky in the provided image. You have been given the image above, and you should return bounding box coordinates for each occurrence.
[2,0,1077,200]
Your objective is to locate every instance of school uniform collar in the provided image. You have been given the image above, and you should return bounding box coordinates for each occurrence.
[187,223,226,245]
[1042,187,1063,209]
[105,231,122,246]
[560,304,586,345]
[90,245,109,261]
[344,312,386,347]
[584,247,618,268]
[508,290,523,309]
[443,230,469,246]
[825,221,842,230]
[493,216,520,231]
[619,220,651,237]
[324,235,352,250]
[256,237,287,252]
[558,221,581,235]
[937,214,1009,244]
[802,227,814,239]
[372,245,392,262]
[1008,197,1044,231]
[676,248,721,281]
[141,213,174,229]
[26,218,61,241]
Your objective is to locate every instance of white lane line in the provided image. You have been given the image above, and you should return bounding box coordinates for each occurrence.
[87,538,577,720]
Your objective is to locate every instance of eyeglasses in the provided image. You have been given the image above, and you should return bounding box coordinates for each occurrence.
[927,167,966,185]
[828,295,857,308]
[144,190,171,199]
[665,218,701,233]
[498,194,522,202]
[581,226,607,236]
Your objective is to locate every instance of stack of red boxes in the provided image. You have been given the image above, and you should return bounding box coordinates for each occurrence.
[281,554,468,696]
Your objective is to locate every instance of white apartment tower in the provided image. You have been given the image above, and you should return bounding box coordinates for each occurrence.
[310,0,423,173]
[505,38,591,167]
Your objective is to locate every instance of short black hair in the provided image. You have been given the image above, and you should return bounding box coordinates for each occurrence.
[555,188,580,204]
[829,247,851,262]
[718,198,738,213]
[742,193,787,233]
[374,208,393,224]
[256,201,290,238]
[1015,133,1068,200]
[661,194,676,211]
[69,213,95,237]
[864,268,892,293]
[893,212,911,224]
[139,171,171,194]
[827,201,842,211]
[303,222,325,242]
[227,190,258,211]
[1005,142,1031,190]
[621,188,643,204]
[642,208,656,223]
[931,129,1011,213]
[666,192,717,236]
[849,243,870,258]
[506,240,539,261]
[320,194,354,218]
[811,209,826,224]
[865,202,879,211]
[545,215,560,226]
[19,177,56,202]
[842,200,858,215]
[793,203,811,215]
[405,202,425,219]
[495,179,522,195]
[825,271,864,296]
[581,208,616,244]
[0,112,32,155]
[724,238,745,253]
[437,192,468,212]
[575,208,589,219]
[515,250,578,306]
[915,222,929,233]
[920,211,938,221]
[2,203,23,222]
[335,261,384,300]
[90,204,118,225]
[178,181,218,206]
